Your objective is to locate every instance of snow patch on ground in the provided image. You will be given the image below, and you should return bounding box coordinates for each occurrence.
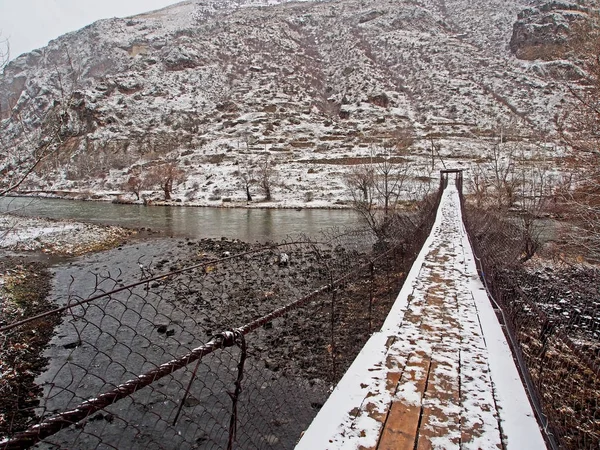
[0,215,133,255]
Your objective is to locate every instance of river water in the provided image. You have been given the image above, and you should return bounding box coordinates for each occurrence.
[0,197,361,242]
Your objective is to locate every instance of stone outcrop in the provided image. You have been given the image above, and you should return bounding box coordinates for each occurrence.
[510,2,593,60]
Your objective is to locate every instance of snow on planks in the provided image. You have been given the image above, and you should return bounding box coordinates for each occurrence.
[296,185,546,450]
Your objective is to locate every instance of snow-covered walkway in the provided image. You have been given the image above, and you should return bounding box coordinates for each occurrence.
[296,185,546,449]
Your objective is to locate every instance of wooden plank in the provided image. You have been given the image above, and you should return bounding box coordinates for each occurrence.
[377,354,431,450]
[416,359,461,449]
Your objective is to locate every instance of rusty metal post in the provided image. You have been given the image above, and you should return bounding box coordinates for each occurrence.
[227,331,247,450]
[394,246,401,292]
[369,261,375,335]
[330,273,337,381]
[386,249,392,304]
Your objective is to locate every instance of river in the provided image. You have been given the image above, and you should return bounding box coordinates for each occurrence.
[0,196,361,242]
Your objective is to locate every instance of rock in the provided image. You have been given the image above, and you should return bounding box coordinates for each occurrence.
[264,358,280,371]
[279,253,289,266]
[367,93,390,108]
[162,46,201,71]
[528,60,586,81]
[63,340,82,349]
[510,2,592,61]
[183,396,200,407]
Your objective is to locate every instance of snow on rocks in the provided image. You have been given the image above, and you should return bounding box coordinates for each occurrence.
[0,215,132,255]
[296,185,546,449]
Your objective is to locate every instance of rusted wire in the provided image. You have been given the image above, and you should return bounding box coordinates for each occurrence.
[0,240,325,333]
[0,336,233,450]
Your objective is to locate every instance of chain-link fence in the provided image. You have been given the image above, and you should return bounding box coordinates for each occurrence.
[463,204,600,450]
[0,191,441,449]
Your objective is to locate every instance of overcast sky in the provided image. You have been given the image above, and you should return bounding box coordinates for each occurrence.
[0,0,181,61]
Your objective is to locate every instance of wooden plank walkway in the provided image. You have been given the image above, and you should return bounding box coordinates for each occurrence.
[296,185,546,450]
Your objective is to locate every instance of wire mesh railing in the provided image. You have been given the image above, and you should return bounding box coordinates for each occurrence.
[0,191,441,449]
[463,204,600,450]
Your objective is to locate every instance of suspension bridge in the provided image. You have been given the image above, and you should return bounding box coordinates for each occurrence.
[297,181,546,449]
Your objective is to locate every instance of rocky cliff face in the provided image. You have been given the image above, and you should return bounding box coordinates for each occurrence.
[0,0,583,206]
[510,1,595,61]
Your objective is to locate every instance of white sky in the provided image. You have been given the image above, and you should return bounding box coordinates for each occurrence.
[0,0,181,61]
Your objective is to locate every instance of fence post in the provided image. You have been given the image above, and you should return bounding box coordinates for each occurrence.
[369,261,375,335]
[386,249,392,304]
[227,331,247,450]
[393,246,401,292]
[330,273,337,381]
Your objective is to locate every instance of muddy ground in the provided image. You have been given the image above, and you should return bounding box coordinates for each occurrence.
[508,265,600,342]
[0,260,60,437]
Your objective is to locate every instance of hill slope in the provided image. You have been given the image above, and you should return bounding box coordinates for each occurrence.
[0,0,587,206]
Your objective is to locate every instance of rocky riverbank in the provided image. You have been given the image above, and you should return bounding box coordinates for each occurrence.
[0,214,138,437]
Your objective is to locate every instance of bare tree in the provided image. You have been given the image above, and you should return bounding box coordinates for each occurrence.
[555,20,600,158]
[553,20,600,261]
[257,155,276,201]
[238,165,254,202]
[235,136,255,202]
[469,142,557,262]
[471,122,522,209]
[125,176,144,200]
[345,164,377,230]
[0,105,76,196]
[146,162,186,200]
[345,164,374,203]
[468,163,488,208]
[515,159,556,262]
[0,33,9,71]
[123,166,149,201]
[489,127,518,208]
[374,151,410,217]
[345,146,412,238]
[1,45,82,197]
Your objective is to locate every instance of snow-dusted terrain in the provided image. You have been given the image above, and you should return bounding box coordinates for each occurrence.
[0,215,131,255]
[296,184,546,449]
[0,0,589,206]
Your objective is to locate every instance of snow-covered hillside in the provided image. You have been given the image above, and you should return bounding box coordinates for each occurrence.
[0,0,589,207]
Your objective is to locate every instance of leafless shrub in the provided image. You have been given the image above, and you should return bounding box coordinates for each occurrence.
[344,146,412,240]
[0,34,8,71]
[145,162,186,200]
[257,155,277,201]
